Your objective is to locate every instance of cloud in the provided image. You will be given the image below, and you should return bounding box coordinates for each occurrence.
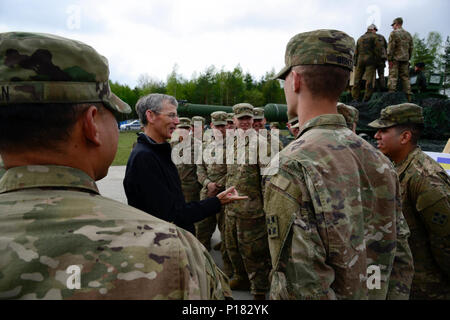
[0,0,449,88]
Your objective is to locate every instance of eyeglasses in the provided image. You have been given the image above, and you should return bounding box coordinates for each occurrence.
[152,111,179,119]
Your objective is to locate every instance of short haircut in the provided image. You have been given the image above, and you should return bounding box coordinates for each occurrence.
[394,123,423,145]
[135,93,178,126]
[0,103,104,153]
[293,65,350,101]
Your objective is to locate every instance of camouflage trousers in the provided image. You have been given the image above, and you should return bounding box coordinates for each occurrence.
[181,183,201,203]
[388,61,411,96]
[352,62,376,102]
[225,214,271,295]
[377,62,386,90]
[195,210,233,277]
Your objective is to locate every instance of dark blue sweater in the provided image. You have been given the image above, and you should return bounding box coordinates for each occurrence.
[123,133,221,234]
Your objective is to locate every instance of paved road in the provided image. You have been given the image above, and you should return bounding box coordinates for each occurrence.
[97,166,254,300]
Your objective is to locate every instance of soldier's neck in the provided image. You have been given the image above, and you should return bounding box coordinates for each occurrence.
[296,94,339,128]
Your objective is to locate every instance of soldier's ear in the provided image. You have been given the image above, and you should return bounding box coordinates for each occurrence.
[399,130,412,145]
[81,105,101,147]
[291,69,302,93]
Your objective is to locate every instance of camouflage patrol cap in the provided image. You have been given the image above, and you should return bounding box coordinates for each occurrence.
[177,117,191,129]
[270,122,280,129]
[368,24,378,31]
[392,17,403,26]
[226,113,234,122]
[368,103,424,129]
[0,32,131,113]
[211,111,227,126]
[253,107,265,120]
[191,116,205,126]
[273,29,355,80]
[337,103,359,128]
[232,103,254,119]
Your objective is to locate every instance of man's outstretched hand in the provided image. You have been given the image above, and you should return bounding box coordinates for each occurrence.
[216,186,248,205]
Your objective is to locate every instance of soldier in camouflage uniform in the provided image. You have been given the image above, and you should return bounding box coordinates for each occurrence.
[267,29,414,300]
[387,17,414,101]
[0,32,231,300]
[337,103,359,133]
[171,117,202,204]
[373,25,388,90]
[253,107,284,154]
[352,24,378,102]
[225,103,272,300]
[369,103,450,299]
[226,113,235,130]
[196,111,232,275]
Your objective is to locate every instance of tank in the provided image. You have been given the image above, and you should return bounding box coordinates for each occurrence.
[177,101,289,123]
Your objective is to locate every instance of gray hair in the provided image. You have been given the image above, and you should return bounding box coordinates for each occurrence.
[135,93,178,126]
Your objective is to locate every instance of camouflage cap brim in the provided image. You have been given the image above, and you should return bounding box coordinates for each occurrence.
[368,119,397,129]
[272,65,291,80]
[0,81,131,113]
[253,115,264,120]
[212,120,227,126]
[176,125,191,129]
[235,112,254,119]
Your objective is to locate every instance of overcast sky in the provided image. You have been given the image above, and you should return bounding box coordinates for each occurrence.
[1,0,449,88]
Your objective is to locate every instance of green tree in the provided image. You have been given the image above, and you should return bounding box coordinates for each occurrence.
[442,36,450,95]
[411,32,443,73]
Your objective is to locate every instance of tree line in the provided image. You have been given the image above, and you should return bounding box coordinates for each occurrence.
[111,31,450,122]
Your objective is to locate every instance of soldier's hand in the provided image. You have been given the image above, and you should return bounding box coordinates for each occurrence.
[207,182,219,197]
[216,186,248,205]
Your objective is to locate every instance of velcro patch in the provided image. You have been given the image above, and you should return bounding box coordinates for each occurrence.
[272,175,290,191]
[431,212,448,226]
[266,215,279,238]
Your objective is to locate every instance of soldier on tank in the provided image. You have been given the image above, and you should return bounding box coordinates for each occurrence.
[266,29,414,300]
[352,24,379,102]
[0,32,232,300]
[373,25,388,91]
[387,17,414,101]
[225,103,272,300]
[196,111,233,276]
[369,103,450,300]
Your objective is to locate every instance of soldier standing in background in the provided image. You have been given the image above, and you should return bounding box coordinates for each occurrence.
[253,107,284,154]
[0,32,232,300]
[374,25,388,90]
[369,103,450,299]
[387,17,414,101]
[196,111,233,276]
[225,103,272,300]
[173,117,202,204]
[266,29,414,299]
[352,24,378,102]
[410,62,427,93]
[226,113,236,130]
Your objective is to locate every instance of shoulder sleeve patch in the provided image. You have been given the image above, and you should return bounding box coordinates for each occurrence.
[271,175,290,191]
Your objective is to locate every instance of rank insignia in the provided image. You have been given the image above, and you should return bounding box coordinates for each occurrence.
[431,212,448,226]
[266,215,279,238]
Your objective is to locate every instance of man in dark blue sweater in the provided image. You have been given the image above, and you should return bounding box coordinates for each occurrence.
[124,94,245,234]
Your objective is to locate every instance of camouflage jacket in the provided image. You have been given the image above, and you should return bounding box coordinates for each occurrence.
[395,147,450,299]
[225,132,268,219]
[197,138,227,200]
[171,136,202,199]
[264,114,414,300]
[0,165,231,300]
[355,32,378,65]
[387,27,413,62]
[375,33,388,64]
